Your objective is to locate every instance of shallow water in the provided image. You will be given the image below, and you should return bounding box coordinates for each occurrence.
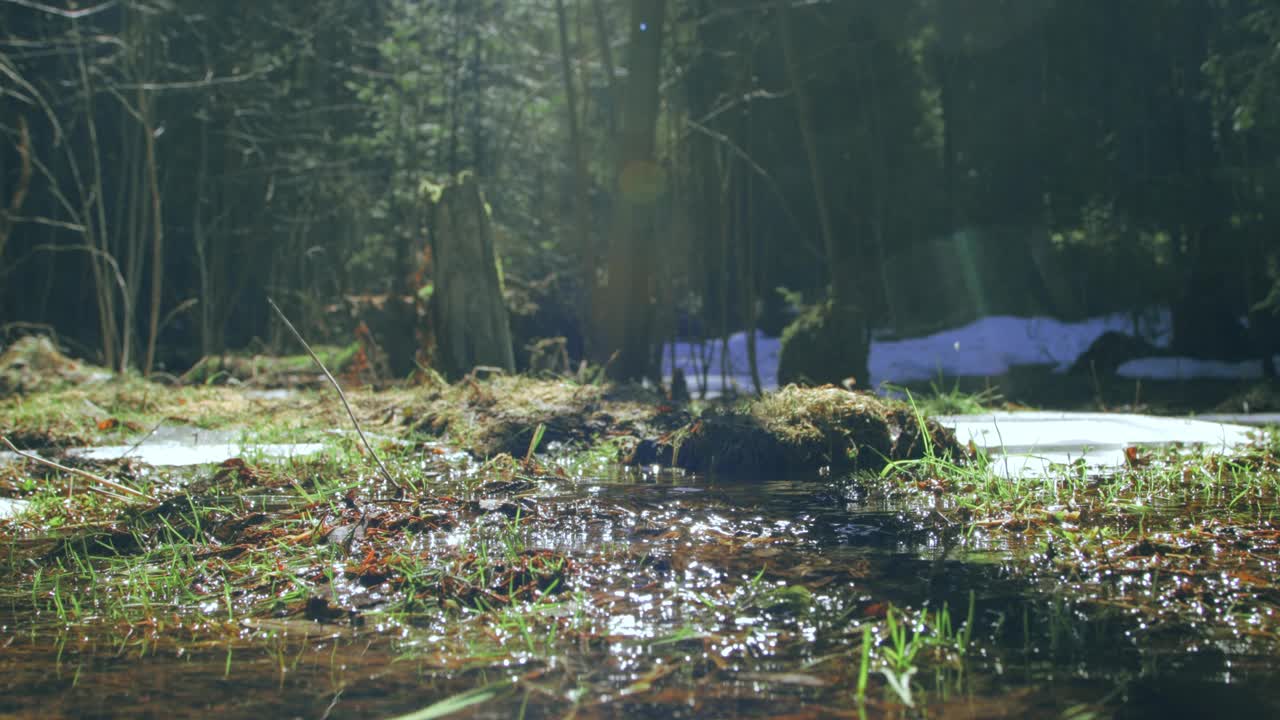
[2,422,1279,718]
[0,497,29,519]
[65,424,326,466]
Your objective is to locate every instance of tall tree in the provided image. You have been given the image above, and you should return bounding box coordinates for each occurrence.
[555,0,594,344]
[597,0,667,381]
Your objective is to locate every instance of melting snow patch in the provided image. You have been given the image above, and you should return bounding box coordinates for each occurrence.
[661,330,780,395]
[1116,356,1277,381]
[939,411,1257,478]
[661,310,1173,392]
[0,497,31,519]
[65,424,325,467]
[68,442,325,467]
[867,311,1170,387]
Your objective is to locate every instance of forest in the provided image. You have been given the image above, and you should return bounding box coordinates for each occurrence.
[3,2,1280,718]
[2,0,1278,387]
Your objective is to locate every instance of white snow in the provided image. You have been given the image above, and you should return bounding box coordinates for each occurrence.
[1193,413,1280,426]
[1117,356,1279,381]
[66,425,324,467]
[661,330,781,395]
[939,411,1257,478]
[661,309,1180,392]
[69,442,325,467]
[868,311,1170,387]
[942,411,1253,452]
[0,497,30,520]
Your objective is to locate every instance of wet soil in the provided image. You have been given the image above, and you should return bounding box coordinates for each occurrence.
[3,460,1278,719]
[1,356,1278,718]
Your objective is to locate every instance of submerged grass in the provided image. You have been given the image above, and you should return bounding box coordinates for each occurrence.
[876,404,1280,656]
[2,359,1279,717]
[0,411,1011,717]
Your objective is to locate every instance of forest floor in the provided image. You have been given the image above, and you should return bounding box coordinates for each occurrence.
[1,337,1279,718]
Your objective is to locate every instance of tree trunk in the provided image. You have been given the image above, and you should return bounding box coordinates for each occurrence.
[777,1,841,304]
[555,0,595,350]
[429,174,516,379]
[73,14,120,370]
[0,116,31,263]
[141,85,164,376]
[591,0,620,138]
[596,0,667,381]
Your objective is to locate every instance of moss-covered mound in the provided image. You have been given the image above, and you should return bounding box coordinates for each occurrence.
[626,385,963,475]
[776,299,870,388]
[400,378,963,475]
[182,344,362,387]
[0,336,107,397]
[402,375,669,458]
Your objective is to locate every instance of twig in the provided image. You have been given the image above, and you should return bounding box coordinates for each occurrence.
[1,435,153,501]
[0,0,119,20]
[267,298,402,491]
[117,417,166,461]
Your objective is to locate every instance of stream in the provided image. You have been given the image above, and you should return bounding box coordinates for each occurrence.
[1,412,1278,718]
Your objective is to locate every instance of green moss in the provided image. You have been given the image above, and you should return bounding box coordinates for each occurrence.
[0,336,106,397]
[627,385,963,475]
[402,375,661,458]
[182,343,361,386]
[776,299,870,388]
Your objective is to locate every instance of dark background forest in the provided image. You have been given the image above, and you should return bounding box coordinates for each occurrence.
[1,0,1278,386]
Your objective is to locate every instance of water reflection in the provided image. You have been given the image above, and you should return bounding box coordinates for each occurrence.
[3,422,1279,718]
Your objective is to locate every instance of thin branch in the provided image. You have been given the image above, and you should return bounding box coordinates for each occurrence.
[267,298,402,491]
[2,435,154,501]
[0,54,62,143]
[157,297,198,336]
[683,117,821,262]
[0,115,31,258]
[5,215,87,232]
[115,66,277,92]
[0,243,129,305]
[0,0,119,20]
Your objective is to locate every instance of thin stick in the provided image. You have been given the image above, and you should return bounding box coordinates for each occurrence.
[2,436,153,501]
[118,417,166,461]
[267,298,402,491]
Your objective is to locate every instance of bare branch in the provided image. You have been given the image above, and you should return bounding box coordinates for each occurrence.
[0,54,62,143]
[267,298,403,492]
[6,215,86,232]
[682,117,822,262]
[0,0,119,20]
[0,243,130,310]
[115,66,276,92]
[2,435,155,502]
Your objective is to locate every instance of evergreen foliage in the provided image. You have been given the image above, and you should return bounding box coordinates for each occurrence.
[0,0,1277,379]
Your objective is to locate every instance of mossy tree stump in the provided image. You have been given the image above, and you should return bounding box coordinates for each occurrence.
[777,299,870,388]
[429,174,516,379]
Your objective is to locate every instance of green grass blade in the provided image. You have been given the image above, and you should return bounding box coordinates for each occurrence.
[388,680,514,720]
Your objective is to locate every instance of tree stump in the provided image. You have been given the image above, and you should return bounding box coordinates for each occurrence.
[777,299,870,389]
[429,174,515,379]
